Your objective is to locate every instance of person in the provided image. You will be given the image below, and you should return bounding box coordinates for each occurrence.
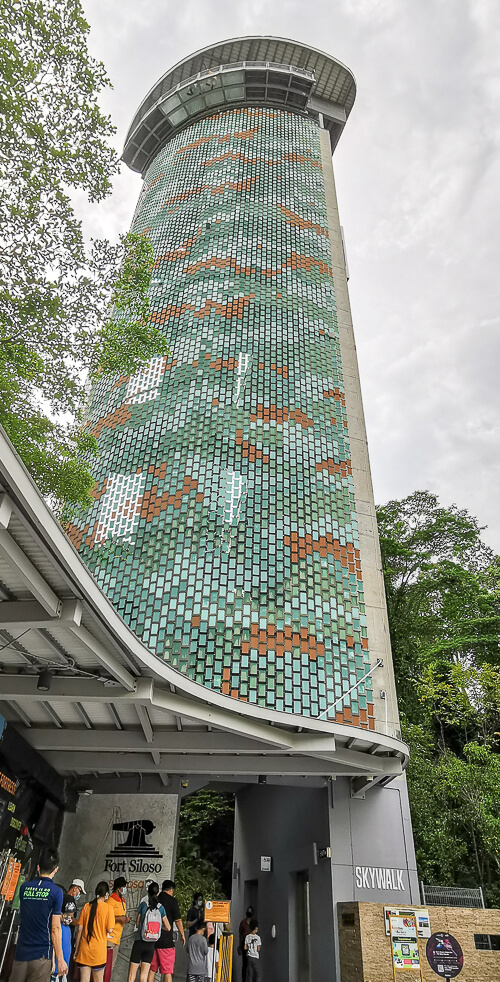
[74,881,114,982]
[238,907,254,982]
[138,881,154,907]
[205,932,216,982]
[67,882,86,902]
[9,846,67,982]
[105,878,131,980]
[128,882,170,982]
[244,920,261,982]
[186,894,204,938]
[185,921,207,982]
[147,880,184,982]
[52,896,78,982]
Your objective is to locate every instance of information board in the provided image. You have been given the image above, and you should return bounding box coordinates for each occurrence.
[389,915,422,974]
[426,933,463,978]
[385,907,431,938]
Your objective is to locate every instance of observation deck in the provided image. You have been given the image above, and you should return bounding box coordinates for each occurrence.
[123,36,356,175]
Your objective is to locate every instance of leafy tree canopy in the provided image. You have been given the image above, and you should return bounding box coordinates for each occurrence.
[0,0,169,507]
[377,491,500,903]
[174,791,234,915]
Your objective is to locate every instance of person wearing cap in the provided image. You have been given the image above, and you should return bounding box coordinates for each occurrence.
[51,896,78,982]
[67,880,86,902]
[105,878,131,980]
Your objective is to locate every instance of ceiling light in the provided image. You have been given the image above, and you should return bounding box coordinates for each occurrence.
[37,669,52,692]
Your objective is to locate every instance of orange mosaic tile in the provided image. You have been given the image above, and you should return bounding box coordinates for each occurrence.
[140,474,200,522]
[249,405,314,428]
[315,458,352,478]
[87,403,132,439]
[277,204,329,237]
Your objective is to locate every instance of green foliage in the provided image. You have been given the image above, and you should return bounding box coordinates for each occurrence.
[174,791,235,917]
[378,491,499,714]
[0,0,168,508]
[378,491,500,903]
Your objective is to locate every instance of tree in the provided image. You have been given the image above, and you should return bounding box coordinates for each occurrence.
[377,491,499,715]
[174,791,235,915]
[0,0,169,507]
[377,491,500,903]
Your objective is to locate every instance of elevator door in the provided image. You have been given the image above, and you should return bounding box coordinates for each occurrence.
[295,871,311,982]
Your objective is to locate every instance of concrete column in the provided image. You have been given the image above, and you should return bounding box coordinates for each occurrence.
[58,792,179,982]
[320,129,400,738]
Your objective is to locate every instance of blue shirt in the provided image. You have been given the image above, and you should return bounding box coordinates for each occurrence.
[61,924,72,966]
[16,877,63,961]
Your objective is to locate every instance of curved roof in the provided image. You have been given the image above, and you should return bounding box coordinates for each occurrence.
[123,36,356,174]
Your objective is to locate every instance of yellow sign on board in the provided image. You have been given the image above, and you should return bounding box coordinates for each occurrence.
[205,900,231,923]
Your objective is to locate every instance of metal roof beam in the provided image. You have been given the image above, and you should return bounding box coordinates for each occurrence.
[0,700,31,727]
[108,704,123,730]
[0,494,13,529]
[0,676,127,701]
[0,527,61,616]
[136,704,153,743]
[21,728,290,754]
[64,622,136,691]
[0,600,61,630]
[41,750,357,776]
[75,703,93,729]
[42,702,63,728]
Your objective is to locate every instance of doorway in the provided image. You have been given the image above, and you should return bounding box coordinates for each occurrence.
[243,878,258,916]
[295,871,311,982]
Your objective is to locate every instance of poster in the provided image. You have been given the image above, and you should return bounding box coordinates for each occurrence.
[426,933,463,978]
[385,907,431,938]
[389,915,421,971]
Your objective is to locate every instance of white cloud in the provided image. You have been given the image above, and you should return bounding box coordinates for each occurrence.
[80,0,500,550]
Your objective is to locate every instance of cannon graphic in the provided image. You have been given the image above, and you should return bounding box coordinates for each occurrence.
[106,819,162,857]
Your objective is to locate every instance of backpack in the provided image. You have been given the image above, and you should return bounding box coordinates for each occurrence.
[141,906,162,942]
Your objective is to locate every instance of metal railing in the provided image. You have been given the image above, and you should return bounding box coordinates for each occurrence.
[421,882,485,908]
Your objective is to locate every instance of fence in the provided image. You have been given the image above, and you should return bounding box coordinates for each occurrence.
[215,932,233,982]
[421,882,485,908]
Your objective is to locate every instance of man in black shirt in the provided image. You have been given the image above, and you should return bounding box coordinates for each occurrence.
[147,880,185,982]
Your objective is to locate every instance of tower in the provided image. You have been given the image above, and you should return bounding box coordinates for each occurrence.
[65,38,418,980]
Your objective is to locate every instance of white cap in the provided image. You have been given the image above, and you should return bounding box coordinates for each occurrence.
[71,878,86,894]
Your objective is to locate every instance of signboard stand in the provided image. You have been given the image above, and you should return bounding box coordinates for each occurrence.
[204,900,232,982]
[388,914,423,982]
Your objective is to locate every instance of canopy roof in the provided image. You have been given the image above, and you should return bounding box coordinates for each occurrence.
[123,36,356,174]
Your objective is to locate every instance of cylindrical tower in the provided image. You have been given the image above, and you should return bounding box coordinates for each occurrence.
[68,37,399,737]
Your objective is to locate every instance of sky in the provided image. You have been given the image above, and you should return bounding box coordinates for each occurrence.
[81,0,500,550]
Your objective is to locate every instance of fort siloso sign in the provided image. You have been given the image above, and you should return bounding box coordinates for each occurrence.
[355,866,406,891]
[104,818,163,874]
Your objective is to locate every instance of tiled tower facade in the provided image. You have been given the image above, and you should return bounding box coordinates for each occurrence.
[67,41,396,735]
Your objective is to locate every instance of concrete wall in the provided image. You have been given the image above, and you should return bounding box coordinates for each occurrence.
[329,777,419,907]
[320,128,400,739]
[231,784,335,982]
[232,778,419,981]
[338,902,500,982]
[59,793,179,982]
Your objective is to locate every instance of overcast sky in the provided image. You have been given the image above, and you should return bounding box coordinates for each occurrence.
[81,0,500,551]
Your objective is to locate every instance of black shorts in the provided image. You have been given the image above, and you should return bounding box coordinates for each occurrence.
[130,940,155,965]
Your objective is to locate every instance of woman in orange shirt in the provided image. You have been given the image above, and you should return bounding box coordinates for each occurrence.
[74,881,115,982]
